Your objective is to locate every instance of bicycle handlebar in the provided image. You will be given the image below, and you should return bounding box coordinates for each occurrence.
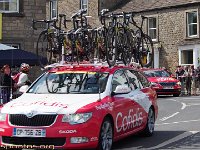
[32,19,57,30]
[71,8,87,18]
[100,9,109,15]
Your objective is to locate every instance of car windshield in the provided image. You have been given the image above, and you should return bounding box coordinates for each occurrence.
[28,71,109,94]
[143,70,170,77]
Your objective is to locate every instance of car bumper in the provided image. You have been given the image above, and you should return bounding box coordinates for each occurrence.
[0,118,100,149]
[155,88,181,95]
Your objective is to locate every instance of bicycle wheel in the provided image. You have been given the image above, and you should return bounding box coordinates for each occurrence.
[106,28,117,67]
[122,30,133,65]
[36,31,53,69]
[138,34,154,67]
[84,32,94,62]
[129,29,139,64]
[94,30,106,62]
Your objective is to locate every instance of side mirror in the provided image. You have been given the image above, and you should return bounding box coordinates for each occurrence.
[19,85,29,93]
[112,85,131,95]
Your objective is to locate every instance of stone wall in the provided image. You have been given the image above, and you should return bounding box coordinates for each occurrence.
[1,0,47,80]
[132,5,200,73]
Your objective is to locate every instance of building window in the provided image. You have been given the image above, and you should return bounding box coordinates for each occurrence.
[186,11,198,37]
[6,43,20,49]
[0,0,19,13]
[148,17,157,41]
[50,0,58,19]
[181,50,193,65]
[80,0,88,11]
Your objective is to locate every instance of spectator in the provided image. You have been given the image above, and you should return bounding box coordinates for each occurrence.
[175,66,185,95]
[184,66,192,96]
[0,65,15,103]
[191,65,198,95]
[197,66,200,92]
[17,63,32,88]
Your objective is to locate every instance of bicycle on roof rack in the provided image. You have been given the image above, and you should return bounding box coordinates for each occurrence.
[32,14,69,69]
[131,15,154,68]
[32,9,154,69]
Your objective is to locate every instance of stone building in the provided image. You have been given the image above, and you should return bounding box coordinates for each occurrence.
[112,0,200,72]
[1,0,46,52]
[46,0,125,27]
[4,0,198,78]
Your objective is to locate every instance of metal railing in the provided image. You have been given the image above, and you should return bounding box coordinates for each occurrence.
[0,86,11,104]
[178,76,200,95]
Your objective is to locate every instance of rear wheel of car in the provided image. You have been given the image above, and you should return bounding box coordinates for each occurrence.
[97,117,113,150]
[173,93,180,97]
[143,107,155,137]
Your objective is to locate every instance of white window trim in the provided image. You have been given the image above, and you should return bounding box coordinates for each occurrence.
[178,44,200,69]
[0,0,19,13]
[147,16,158,42]
[185,9,199,38]
[5,43,20,49]
[50,0,58,19]
[80,0,88,13]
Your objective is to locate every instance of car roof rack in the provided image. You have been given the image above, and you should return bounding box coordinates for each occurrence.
[43,60,141,71]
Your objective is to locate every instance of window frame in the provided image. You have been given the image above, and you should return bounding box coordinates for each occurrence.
[147,16,158,42]
[111,69,130,93]
[135,71,151,88]
[5,43,20,49]
[0,0,20,13]
[185,9,199,38]
[80,0,88,13]
[180,49,194,65]
[125,69,141,90]
[50,0,58,20]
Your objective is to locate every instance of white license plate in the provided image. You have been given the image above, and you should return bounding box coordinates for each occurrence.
[13,128,46,137]
[163,86,174,89]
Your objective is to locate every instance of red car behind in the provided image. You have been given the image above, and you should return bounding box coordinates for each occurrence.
[141,68,181,97]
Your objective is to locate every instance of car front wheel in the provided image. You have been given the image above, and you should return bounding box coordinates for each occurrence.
[97,117,113,150]
[143,107,155,136]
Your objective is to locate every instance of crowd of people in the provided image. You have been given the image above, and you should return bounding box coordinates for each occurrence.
[175,65,200,96]
[0,63,32,103]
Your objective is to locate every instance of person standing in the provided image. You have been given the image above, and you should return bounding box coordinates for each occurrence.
[184,66,192,96]
[13,63,32,98]
[17,63,32,88]
[0,65,15,103]
[196,66,200,92]
[191,65,198,95]
[175,66,185,95]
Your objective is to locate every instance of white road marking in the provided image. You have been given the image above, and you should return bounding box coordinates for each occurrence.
[187,103,200,107]
[160,112,180,121]
[181,102,187,110]
[147,131,199,150]
[164,99,187,110]
[156,119,200,126]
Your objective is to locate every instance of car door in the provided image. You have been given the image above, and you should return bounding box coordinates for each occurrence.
[124,69,144,131]
[134,71,155,127]
[111,69,133,136]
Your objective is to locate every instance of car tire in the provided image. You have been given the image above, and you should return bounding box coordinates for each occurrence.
[143,107,155,137]
[97,117,113,150]
[173,93,180,97]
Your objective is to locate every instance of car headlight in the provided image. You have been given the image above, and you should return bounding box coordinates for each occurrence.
[62,113,92,125]
[151,82,159,86]
[176,82,181,85]
[0,113,6,121]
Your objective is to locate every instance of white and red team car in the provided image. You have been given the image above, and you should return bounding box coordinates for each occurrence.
[0,63,158,150]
